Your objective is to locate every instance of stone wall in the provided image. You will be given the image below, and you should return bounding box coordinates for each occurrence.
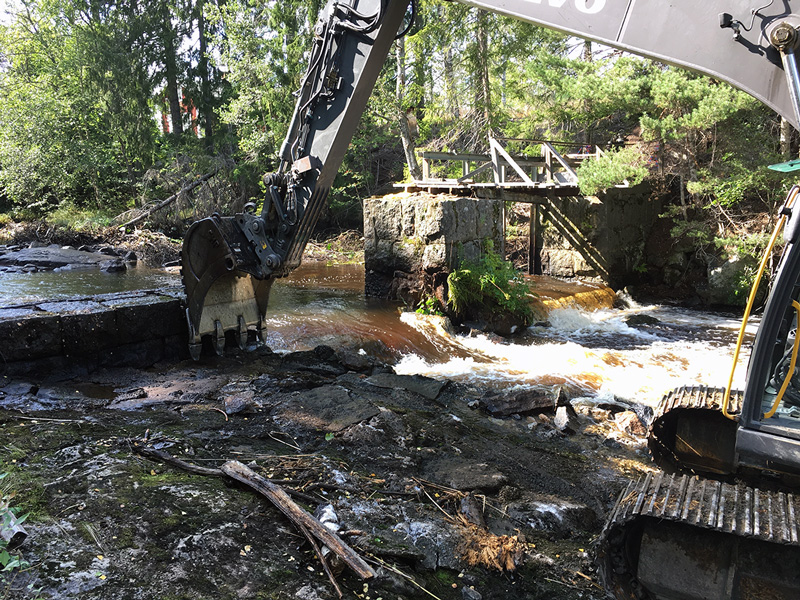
[363,192,503,301]
[0,289,188,375]
[538,184,660,287]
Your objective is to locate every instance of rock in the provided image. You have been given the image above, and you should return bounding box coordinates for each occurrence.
[423,457,507,492]
[615,410,647,437]
[462,586,483,600]
[278,384,380,432]
[28,241,47,248]
[625,314,661,327]
[704,255,758,307]
[99,246,119,256]
[100,259,127,273]
[0,247,130,271]
[553,406,579,434]
[365,372,446,400]
[508,496,597,538]
[294,585,326,600]
[335,349,375,372]
[483,387,562,417]
[123,250,138,263]
[223,392,253,415]
[459,493,487,528]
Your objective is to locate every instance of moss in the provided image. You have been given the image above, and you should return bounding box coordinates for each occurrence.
[434,568,456,586]
[115,528,136,549]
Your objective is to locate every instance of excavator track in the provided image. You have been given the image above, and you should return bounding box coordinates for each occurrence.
[648,386,743,477]
[598,471,800,599]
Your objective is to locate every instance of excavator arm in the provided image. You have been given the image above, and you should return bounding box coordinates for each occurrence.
[182,0,800,358]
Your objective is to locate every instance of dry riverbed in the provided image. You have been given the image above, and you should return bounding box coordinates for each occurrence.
[0,344,653,600]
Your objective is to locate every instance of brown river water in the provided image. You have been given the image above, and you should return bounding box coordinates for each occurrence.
[0,261,756,408]
[265,264,755,408]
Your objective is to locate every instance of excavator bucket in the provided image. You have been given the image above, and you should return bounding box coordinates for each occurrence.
[181,214,273,359]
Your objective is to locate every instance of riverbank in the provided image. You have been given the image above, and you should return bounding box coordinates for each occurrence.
[0,344,651,600]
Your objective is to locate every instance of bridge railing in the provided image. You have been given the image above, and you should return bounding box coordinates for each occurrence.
[417,138,604,188]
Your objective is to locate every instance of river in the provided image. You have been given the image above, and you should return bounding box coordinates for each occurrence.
[265,264,756,409]
[0,262,755,408]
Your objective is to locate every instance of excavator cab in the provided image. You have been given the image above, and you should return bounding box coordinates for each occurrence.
[735,187,800,476]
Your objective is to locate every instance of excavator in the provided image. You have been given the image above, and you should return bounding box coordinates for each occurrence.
[180,0,800,597]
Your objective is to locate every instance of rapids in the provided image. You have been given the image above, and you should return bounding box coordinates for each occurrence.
[265,264,756,409]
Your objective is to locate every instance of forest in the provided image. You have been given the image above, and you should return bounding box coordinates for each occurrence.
[0,0,794,265]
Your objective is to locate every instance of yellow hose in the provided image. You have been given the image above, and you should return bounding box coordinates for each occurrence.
[763,300,800,419]
[722,186,800,419]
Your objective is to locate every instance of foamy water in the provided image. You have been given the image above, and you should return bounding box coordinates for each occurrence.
[394,305,756,408]
[261,264,756,408]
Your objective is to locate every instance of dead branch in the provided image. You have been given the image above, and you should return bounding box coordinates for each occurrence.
[220,461,376,580]
[119,170,218,229]
[135,445,223,477]
[296,522,343,598]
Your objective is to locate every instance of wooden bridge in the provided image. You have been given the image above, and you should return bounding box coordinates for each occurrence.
[395,137,634,280]
[398,137,627,199]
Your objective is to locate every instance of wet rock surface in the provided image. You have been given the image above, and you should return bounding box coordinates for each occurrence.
[0,346,653,599]
[0,244,137,273]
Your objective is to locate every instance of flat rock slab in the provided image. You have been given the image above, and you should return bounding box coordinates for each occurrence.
[0,247,118,270]
[278,385,380,432]
[423,457,508,492]
[366,372,446,400]
[37,300,107,314]
[484,387,560,417]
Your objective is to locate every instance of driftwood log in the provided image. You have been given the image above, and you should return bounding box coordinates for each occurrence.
[133,444,375,595]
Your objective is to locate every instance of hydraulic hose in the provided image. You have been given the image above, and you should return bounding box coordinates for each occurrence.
[723,185,800,419]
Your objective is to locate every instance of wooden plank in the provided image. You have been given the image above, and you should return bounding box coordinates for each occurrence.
[421,151,491,162]
[542,142,579,183]
[489,138,535,184]
[457,161,492,183]
[420,151,543,166]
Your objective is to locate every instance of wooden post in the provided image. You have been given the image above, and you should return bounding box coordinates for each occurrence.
[422,156,430,181]
[531,204,542,275]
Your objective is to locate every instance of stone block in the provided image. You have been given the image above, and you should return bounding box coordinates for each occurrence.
[364,239,395,272]
[100,338,167,369]
[544,249,576,277]
[392,241,421,272]
[0,314,62,361]
[451,197,478,241]
[417,200,445,242]
[422,244,448,271]
[61,308,118,355]
[458,240,481,265]
[476,198,501,240]
[112,297,183,342]
[400,196,417,237]
[364,198,401,241]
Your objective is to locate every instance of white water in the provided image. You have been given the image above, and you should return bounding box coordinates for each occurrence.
[394,304,757,408]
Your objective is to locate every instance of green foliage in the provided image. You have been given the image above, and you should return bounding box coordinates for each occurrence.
[577,146,648,195]
[415,295,445,316]
[0,0,161,213]
[446,244,533,325]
